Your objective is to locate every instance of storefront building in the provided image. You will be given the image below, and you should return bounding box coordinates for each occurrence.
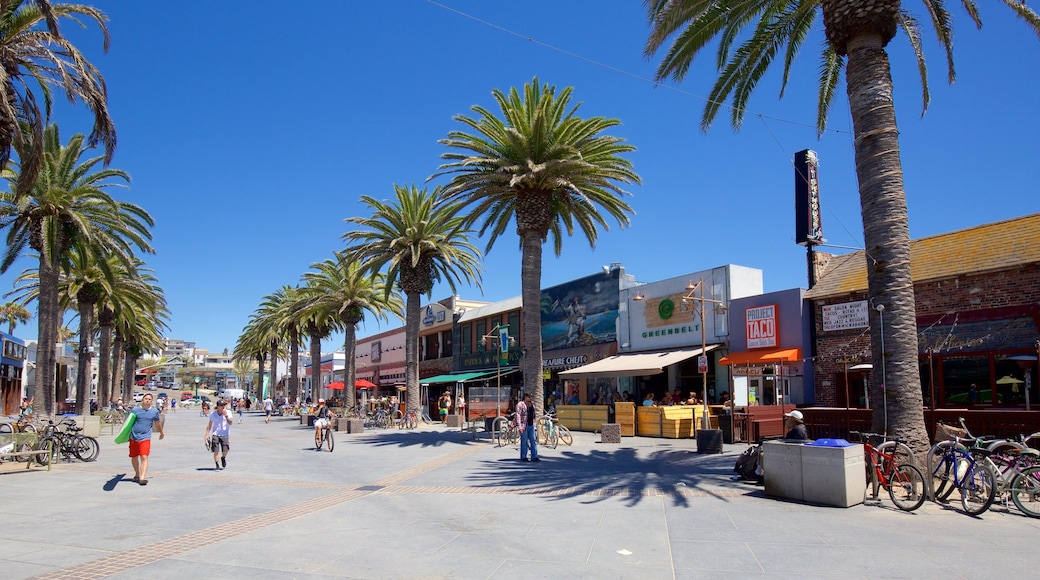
[561,265,763,404]
[805,214,1040,410]
[1,332,27,415]
[718,288,814,406]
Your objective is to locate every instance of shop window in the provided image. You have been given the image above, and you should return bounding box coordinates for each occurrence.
[461,324,471,355]
[941,355,991,406]
[476,320,486,352]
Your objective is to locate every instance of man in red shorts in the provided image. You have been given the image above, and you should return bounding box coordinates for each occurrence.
[129,393,165,485]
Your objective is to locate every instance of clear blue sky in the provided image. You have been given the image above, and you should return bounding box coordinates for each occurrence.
[2,1,1037,356]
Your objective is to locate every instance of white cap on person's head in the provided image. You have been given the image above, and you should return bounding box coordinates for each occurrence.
[784,410,803,421]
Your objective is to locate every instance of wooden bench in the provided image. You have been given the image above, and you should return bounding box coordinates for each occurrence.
[0,433,52,470]
[733,406,798,443]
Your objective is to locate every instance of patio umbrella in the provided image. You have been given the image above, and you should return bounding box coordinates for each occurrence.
[996,375,1024,385]
[356,379,376,389]
[326,381,346,390]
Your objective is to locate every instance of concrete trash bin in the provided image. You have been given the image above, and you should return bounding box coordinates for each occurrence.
[696,429,723,453]
[763,440,866,507]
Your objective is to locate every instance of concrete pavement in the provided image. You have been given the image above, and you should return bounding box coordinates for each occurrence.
[1,407,1037,579]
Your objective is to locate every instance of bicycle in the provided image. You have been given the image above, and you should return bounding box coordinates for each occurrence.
[850,431,926,511]
[402,410,418,429]
[536,411,573,449]
[0,415,41,434]
[493,415,519,447]
[928,438,997,515]
[973,445,1040,517]
[314,420,334,452]
[37,419,100,463]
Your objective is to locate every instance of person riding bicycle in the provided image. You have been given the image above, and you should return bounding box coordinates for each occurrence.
[313,398,336,441]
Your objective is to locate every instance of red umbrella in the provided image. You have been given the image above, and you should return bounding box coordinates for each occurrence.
[326,381,346,390]
[356,379,376,389]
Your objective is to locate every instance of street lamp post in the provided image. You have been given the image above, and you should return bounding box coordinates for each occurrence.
[482,324,511,417]
[681,279,725,430]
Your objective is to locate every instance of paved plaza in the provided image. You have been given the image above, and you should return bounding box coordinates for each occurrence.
[1,408,1037,579]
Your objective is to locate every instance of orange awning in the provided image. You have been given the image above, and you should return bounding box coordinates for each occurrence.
[718,347,801,365]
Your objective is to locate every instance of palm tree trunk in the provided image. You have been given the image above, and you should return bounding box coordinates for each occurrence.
[36,253,60,418]
[97,308,113,407]
[256,352,266,400]
[269,339,278,399]
[309,331,321,402]
[122,344,137,403]
[75,297,96,416]
[405,291,421,416]
[111,334,125,402]
[845,33,929,451]
[342,322,358,410]
[289,328,300,405]
[520,232,545,417]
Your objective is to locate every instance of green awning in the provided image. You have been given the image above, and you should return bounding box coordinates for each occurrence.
[420,370,501,384]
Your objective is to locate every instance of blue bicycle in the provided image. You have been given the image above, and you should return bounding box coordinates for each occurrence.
[928,439,997,515]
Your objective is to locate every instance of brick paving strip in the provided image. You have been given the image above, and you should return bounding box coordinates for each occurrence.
[31,445,483,580]
[35,446,753,579]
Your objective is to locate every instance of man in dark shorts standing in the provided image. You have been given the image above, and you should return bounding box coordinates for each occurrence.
[129,393,165,485]
[205,399,234,470]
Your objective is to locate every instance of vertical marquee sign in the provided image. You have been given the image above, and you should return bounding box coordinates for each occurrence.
[795,149,824,246]
[746,304,779,349]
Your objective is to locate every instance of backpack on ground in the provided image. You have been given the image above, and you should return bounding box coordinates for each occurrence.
[734,444,763,482]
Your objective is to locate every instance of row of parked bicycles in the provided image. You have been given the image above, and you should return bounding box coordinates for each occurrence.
[850,417,1040,516]
[0,417,100,466]
[492,409,574,448]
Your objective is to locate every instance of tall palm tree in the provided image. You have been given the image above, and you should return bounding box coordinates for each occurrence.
[642,1,1040,450]
[436,79,639,416]
[95,258,163,407]
[234,315,271,399]
[260,285,306,404]
[0,300,30,334]
[300,251,402,410]
[0,124,153,417]
[0,1,117,194]
[232,356,257,395]
[9,252,165,410]
[345,184,482,417]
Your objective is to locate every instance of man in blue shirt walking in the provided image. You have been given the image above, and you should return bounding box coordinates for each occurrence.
[129,393,165,485]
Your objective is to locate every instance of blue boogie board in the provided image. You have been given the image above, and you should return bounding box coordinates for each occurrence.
[114,412,136,444]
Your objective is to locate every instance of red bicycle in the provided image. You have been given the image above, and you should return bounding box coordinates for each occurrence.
[851,431,926,511]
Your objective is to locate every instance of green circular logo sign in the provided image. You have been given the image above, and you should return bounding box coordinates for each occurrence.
[658,299,675,320]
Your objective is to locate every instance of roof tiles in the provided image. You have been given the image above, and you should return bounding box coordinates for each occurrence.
[804,213,1040,299]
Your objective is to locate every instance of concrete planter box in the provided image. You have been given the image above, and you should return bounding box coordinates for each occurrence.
[341,419,363,433]
[446,414,462,428]
[763,441,865,508]
[600,423,621,443]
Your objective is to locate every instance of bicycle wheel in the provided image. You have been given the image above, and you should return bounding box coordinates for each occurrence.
[505,424,519,445]
[928,442,960,501]
[876,441,915,468]
[315,429,323,450]
[548,428,559,449]
[888,464,926,511]
[74,436,100,462]
[536,422,548,445]
[0,422,11,434]
[958,460,997,515]
[35,437,57,466]
[325,429,334,452]
[557,425,573,446]
[1010,466,1040,518]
